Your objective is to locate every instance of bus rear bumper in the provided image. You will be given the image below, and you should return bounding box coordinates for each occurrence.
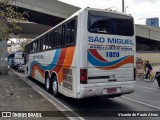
[76,81,136,99]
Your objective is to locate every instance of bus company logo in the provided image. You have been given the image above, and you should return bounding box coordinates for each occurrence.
[33,55,44,59]
[88,36,133,45]
[2,112,11,117]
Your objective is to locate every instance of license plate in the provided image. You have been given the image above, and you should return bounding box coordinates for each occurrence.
[103,87,119,94]
[107,88,117,93]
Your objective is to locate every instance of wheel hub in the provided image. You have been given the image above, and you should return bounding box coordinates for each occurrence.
[46,77,49,89]
[53,81,57,93]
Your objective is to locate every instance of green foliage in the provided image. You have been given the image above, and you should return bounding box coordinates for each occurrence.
[0,0,27,41]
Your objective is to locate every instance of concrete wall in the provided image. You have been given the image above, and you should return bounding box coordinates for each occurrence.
[137,52,160,74]
[0,41,8,75]
[135,24,160,41]
[137,52,160,64]
[135,25,150,38]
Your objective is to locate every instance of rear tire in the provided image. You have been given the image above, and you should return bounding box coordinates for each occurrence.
[45,73,52,92]
[52,76,59,97]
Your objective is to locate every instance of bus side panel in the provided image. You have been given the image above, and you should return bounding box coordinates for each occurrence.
[27,47,77,97]
[55,47,76,98]
[27,50,57,84]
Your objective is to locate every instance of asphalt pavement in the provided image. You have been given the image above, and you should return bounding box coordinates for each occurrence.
[0,69,69,120]
[1,69,160,120]
[55,78,160,120]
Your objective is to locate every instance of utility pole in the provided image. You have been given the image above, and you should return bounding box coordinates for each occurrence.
[122,0,124,13]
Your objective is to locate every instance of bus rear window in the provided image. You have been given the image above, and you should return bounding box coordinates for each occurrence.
[88,11,134,36]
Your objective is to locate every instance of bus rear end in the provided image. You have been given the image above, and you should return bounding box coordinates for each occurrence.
[77,8,135,98]
[14,51,25,69]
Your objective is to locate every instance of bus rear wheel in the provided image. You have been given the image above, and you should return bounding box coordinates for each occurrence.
[45,73,52,92]
[52,76,59,97]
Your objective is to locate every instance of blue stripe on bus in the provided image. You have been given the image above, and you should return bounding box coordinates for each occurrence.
[88,50,129,67]
[29,49,61,75]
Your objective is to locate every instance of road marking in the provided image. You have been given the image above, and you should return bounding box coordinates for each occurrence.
[136,85,160,92]
[12,70,85,120]
[122,96,160,110]
[13,70,160,116]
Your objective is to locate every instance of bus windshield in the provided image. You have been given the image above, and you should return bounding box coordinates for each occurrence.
[88,10,134,36]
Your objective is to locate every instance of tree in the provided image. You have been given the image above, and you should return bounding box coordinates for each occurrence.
[0,0,27,41]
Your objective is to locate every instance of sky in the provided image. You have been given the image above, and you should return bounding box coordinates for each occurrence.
[59,0,160,25]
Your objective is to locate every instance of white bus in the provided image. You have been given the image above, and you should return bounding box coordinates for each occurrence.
[12,51,25,69]
[25,8,136,99]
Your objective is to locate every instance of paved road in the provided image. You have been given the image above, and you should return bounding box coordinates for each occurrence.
[0,70,69,120]
[56,79,160,120]
[13,70,160,120]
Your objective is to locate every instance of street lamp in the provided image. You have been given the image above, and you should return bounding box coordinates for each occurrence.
[122,0,124,13]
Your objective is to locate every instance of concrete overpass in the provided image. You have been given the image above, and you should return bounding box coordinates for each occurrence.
[10,22,51,38]
[9,0,160,64]
[13,0,80,26]
[135,24,160,64]
[136,24,160,41]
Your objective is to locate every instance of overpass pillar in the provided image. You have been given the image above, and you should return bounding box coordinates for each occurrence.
[0,40,8,75]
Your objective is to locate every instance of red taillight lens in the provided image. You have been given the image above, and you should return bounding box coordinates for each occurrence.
[80,69,87,84]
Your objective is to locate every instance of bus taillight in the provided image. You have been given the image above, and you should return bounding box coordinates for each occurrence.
[80,69,87,84]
